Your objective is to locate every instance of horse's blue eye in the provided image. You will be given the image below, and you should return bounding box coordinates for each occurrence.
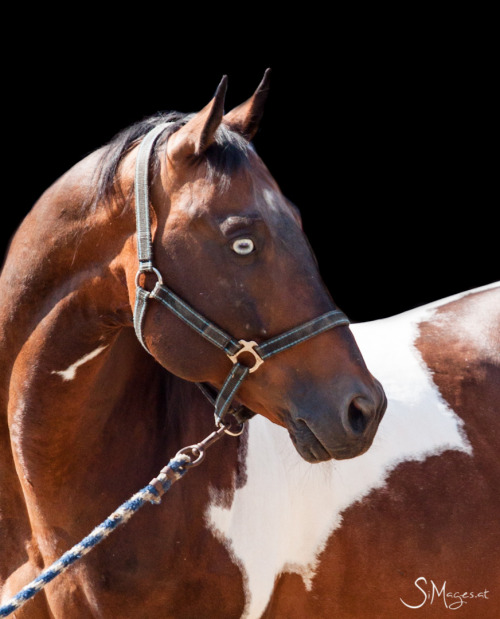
[231,238,255,255]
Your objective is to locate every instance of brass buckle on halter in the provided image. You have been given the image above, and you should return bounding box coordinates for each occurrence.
[228,340,264,373]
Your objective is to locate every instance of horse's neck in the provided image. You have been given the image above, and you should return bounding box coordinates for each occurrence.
[4,291,215,515]
[0,160,170,504]
[1,154,131,367]
[6,289,155,478]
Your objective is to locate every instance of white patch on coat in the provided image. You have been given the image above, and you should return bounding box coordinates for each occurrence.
[206,285,500,619]
[51,345,108,381]
[432,284,500,363]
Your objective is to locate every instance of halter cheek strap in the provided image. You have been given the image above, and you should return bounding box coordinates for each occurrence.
[133,123,350,427]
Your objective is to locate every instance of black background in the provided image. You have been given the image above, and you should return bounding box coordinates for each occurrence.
[3,15,497,322]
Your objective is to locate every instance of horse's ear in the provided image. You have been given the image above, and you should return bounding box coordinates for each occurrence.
[223,68,271,141]
[167,75,228,162]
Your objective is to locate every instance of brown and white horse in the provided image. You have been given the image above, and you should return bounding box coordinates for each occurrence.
[0,73,386,617]
[1,71,498,618]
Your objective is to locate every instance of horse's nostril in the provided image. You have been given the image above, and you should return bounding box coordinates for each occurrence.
[347,399,370,436]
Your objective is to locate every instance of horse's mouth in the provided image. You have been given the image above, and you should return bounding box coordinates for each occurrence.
[286,416,370,463]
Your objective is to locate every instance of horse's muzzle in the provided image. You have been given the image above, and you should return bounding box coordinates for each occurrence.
[285,378,387,463]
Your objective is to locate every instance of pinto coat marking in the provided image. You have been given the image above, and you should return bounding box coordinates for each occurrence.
[208,283,499,619]
[51,345,108,381]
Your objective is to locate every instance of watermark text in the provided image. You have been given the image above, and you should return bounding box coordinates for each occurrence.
[400,577,490,611]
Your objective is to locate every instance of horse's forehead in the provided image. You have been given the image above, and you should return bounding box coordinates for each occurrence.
[169,165,286,219]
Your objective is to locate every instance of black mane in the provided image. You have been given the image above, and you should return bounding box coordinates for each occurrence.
[93,111,251,207]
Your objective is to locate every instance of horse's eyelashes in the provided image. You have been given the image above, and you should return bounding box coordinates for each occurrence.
[231,238,255,255]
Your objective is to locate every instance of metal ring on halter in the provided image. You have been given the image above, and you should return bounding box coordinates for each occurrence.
[215,415,245,436]
[135,267,164,289]
[175,445,205,467]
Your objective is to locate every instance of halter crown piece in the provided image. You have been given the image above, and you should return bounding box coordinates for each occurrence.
[133,123,350,428]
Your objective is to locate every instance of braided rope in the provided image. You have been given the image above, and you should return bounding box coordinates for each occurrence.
[0,455,190,617]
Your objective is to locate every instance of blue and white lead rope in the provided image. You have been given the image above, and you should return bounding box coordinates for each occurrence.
[0,455,190,617]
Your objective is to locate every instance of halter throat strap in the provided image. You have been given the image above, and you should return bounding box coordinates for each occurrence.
[132,123,350,426]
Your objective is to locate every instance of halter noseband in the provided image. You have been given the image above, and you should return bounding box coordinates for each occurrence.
[133,123,350,428]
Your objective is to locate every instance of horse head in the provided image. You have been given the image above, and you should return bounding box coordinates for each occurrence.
[120,71,386,462]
